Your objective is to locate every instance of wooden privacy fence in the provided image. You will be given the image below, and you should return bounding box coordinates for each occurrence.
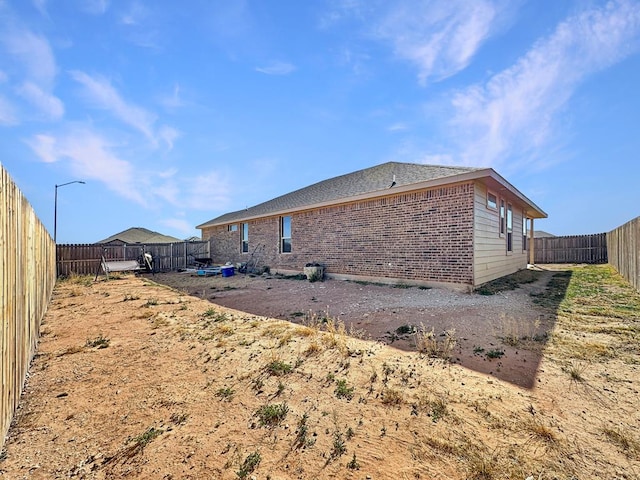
[1,163,56,448]
[534,233,607,264]
[56,240,211,277]
[607,216,640,291]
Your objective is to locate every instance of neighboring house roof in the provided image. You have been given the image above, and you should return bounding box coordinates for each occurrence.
[534,230,557,238]
[197,161,547,228]
[97,227,182,244]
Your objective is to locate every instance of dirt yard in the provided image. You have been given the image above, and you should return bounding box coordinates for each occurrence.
[1,265,639,479]
[151,269,557,388]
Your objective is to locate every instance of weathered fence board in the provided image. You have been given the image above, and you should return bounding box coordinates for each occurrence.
[607,216,640,292]
[56,241,210,277]
[534,233,607,264]
[1,163,56,448]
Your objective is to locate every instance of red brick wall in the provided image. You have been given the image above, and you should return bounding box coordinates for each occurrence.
[203,182,475,285]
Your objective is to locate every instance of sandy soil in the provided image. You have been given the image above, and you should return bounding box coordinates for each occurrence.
[151,270,556,389]
[1,268,639,479]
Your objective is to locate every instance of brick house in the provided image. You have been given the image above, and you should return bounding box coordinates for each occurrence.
[197,162,546,289]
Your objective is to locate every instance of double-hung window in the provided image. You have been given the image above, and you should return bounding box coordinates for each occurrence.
[241,223,249,253]
[506,204,513,252]
[280,216,292,253]
[487,192,497,210]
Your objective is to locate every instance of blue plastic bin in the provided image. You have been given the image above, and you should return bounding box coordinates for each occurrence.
[221,266,234,277]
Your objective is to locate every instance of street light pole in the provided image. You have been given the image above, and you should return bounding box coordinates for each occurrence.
[54,180,85,244]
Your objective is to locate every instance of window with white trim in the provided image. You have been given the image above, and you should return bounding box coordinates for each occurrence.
[487,192,497,210]
[228,224,238,232]
[506,203,513,252]
[241,223,249,253]
[280,216,291,253]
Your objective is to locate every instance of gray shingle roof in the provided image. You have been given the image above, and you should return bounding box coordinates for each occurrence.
[198,161,481,228]
[97,227,182,244]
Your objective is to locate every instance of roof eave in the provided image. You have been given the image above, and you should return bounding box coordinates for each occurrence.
[482,169,547,219]
[197,168,547,229]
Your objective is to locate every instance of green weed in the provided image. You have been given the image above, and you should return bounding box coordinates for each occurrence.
[265,360,292,376]
[255,403,289,427]
[236,451,261,479]
[85,334,110,349]
[334,379,355,400]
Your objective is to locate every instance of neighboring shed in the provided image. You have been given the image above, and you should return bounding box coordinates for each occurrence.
[197,162,547,289]
[96,227,181,245]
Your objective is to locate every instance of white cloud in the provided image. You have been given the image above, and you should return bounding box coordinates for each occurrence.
[27,128,146,205]
[3,28,57,87]
[182,170,232,211]
[0,95,18,125]
[70,70,157,142]
[32,0,48,16]
[17,82,64,119]
[159,218,197,236]
[387,122,407,132]
[441,0,640,169]
[80,0,108,15]
[120,2,147,25]
[160,84,185,109]
[28,133,57,162]
[158,125,180,150]
[373,0,501,84]
[255,61,296,75]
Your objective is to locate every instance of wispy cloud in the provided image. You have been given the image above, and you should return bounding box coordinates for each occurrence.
[118,2,162,49]
[373,0,501,84]
[17,81,64,119]
[0,95,18,125]
[444,0,640,169]
[255,61,296,75]
[120,1,146,25]
[70,70,158,142]
[158,125,180,150]
[387,122,407,132]
[324,0,507,84]
[160,84,185,109]
[2,28,57,87]
[1,27,65,119]
[181,170,232,211]
[159,217,195,236]
[32,0,48,16]
[80,0,109,15]
[27,128,146,204]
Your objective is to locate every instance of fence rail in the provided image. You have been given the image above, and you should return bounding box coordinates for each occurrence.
[533,233,607,264]
[607,216,640,291]
[1,164,56,448]
[56,241,210,277]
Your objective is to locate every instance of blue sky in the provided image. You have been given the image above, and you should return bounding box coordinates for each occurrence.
[1,0,639,243]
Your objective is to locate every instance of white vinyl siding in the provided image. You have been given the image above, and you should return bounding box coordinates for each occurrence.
[473,183,528,286]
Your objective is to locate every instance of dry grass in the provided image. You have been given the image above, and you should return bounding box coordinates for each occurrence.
[322,319,349,356]
[4,265,640,480]
[602,426,640,457]
[380,388,404,406]
[415,324,456,359]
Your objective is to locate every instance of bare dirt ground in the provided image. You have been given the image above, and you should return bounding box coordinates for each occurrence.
[1,265,639,479]
[152,269,557,388]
